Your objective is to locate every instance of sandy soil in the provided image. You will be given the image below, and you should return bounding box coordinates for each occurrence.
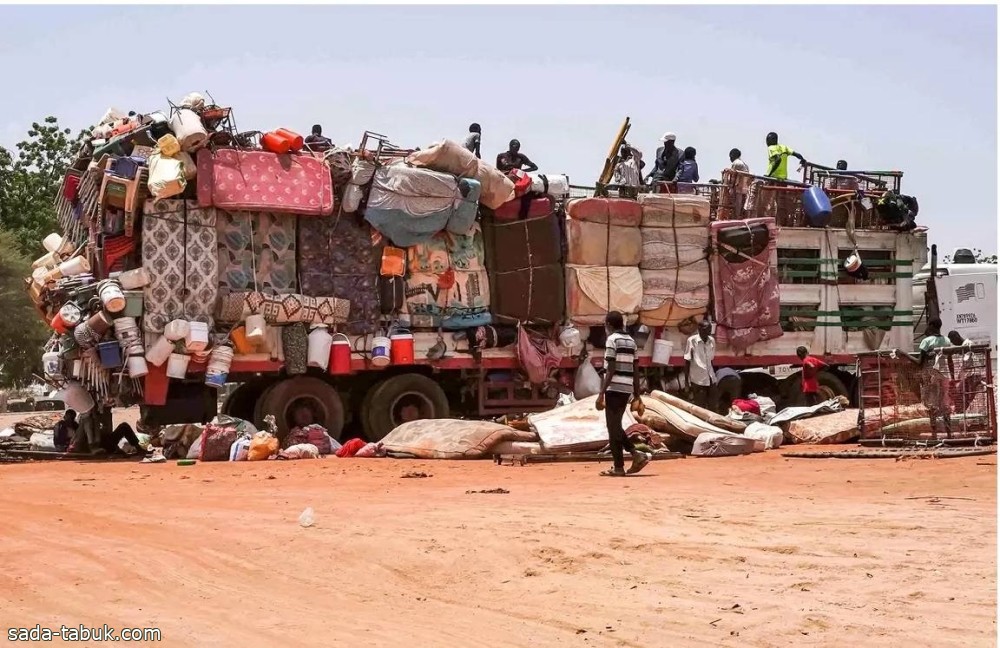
[0,448,994,647]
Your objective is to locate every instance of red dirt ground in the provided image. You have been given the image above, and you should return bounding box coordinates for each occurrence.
[0,443,994,647]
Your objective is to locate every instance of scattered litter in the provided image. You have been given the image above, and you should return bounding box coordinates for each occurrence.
[141,448,166,463]
[401,471,432,479]
[177,459,196,466]
[466,488,510,495]
[298,507,315,528]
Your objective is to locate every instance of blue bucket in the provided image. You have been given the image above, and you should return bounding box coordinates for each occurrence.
[802,186,833,227]
[97,341,122,368]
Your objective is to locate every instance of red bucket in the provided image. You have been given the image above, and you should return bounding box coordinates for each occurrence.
[328,333,352,375]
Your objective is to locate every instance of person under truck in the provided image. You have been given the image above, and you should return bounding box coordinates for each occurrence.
[796,346,828,407]
[765,131,805,181]
[595,311,652,477]
[684,320,717,410]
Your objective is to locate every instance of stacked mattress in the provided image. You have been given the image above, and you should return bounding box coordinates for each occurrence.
[563,197,642,325]
[483,195,564,325]
[638,194,712,327]
[298,211,384,335]
[400,224,491,330]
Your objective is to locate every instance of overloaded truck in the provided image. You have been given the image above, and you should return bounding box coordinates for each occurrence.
[29,97,930,442]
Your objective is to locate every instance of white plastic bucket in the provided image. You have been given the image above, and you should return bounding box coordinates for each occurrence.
[33,250,60,270]
[307,325,333,370]
[245,314,267,346]
[169,108,209,152]
[58,255,90,277]
[118,268,150,290]
[127,354,149,378]
[42,351,62,377]
[166,353,191,379]
[145,336,174,367]
[99,281,126,313]
[652,339,674,366]
[164,319,190,342]
[371,335,391,368]
[185,321,209,353]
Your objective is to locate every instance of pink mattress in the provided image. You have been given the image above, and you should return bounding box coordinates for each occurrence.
[566,197,642,227]
[197,149,335,216]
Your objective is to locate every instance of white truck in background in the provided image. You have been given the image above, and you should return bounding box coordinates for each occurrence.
[913,247,997,354]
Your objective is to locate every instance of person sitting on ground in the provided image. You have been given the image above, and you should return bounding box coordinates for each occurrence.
[496,139,538,173]
[464,123,482,159]
[765,131,805,181]
[304,124,332,152]
[673,147,700,191]
[595,311,651,477]
[729,148,749,173]
[684,320,717,410]
[100,422,146,456]
[796,346,828,407]
[53,409,78,453]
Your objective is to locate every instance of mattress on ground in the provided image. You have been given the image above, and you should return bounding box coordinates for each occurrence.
[488,195,555,223]
[490,264,565,325]
[483,212,562,273]
[564,264,642,325]
[785,408,860,444]
[566,197,642,227]
[528,395,637,454]
[381,419,538,459]
[565,219,641,266]
[400,270,491,330]
[196,149,335,216]
[639,265,710,326]
[217,210,297,294]
[639,193,711,228]
[640,226,709,270]
[636,395,738,443]
[742,422,783,450]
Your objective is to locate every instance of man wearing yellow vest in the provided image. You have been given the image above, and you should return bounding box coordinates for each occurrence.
[765,131,805,180]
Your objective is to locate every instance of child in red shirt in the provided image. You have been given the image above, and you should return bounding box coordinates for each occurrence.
[796,346,828,406]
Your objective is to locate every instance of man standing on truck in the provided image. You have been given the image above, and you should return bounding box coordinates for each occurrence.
[596,311,652,477]
[464,123,482,159]
[765,132,805,181]
[304,125,332,152]
[729,148,750,173]
[613,142,644,198]
[684,320,717,410]
[796,346,828,407]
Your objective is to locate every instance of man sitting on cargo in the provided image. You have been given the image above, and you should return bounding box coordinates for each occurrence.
[304,124,332,152]
[645,132,682,189]
[684,320,717,410]
[496,139,538,173]
[465,123,482,159]
[796,346,828,407]
[596,311,652,477]
[729,148,750,173]
[831,160,859,190]
[673,147,700,192]
[765,132,805,181]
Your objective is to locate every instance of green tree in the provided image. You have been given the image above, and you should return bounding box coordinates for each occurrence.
[0,228,51,387]
[942,248,998,264]
[0,116,87,257]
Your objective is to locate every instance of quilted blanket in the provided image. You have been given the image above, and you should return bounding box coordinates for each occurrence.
[298,212,382,335]
[217,210,297,294]
[142,199,218,335]
[196,149,335,216]
[564,264,642,325]
[711,218,782,352]
[216,291,349,326]
[401,269,491,330]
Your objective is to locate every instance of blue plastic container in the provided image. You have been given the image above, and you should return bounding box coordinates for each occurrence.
[97,341,122,368]
[802,186,833,227]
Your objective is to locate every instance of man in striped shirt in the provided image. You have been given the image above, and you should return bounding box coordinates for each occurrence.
[596,311,652,477]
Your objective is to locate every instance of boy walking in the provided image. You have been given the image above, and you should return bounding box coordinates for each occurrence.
[596,311,651,477]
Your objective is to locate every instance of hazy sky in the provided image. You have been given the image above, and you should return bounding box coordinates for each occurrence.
[0,5,995,255]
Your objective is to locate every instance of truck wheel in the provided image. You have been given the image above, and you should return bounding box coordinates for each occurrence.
[257,376,345,441]
[364,373,449,442]
[223,379,270,423]
[816,372,850,402]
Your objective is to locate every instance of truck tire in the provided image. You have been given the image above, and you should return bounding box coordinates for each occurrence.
[816,372,850,402]
[256,376,345,441]
[223,379,271,423]
[363,373,449,442]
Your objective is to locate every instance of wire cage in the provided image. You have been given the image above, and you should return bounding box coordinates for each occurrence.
[857,345,996,443]
[803,164,903,194]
